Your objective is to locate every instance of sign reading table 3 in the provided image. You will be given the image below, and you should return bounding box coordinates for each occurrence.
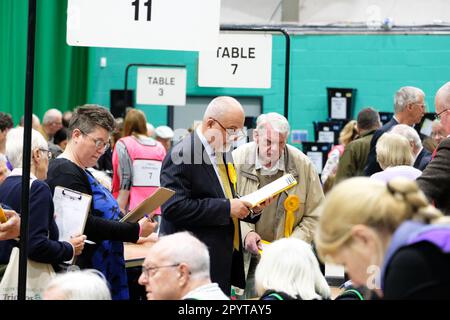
[198,33,273,89]
[67,0,220,51]
[136,67,186,106]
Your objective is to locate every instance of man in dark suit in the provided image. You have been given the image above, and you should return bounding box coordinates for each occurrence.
[390,124,432,171]
[417,82,450,216]
[159,96,269,295]
[364,86,426,176]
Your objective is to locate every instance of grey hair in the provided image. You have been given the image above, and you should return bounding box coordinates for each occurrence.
[390,124,422,149]
[256,112,290,136]
[44,269,111,300]
[203,96,243,121]
[42,108,62,125]
[6,127,48,169]
[20,114,41,128]
[255,238,330,300]
[376,132,414,170]
[394,86,424,114]
[68,104,115,139]
[156,232,210,280]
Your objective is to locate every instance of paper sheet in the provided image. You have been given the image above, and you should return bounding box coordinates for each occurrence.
[53,186,91,243]
[239,174,297,207]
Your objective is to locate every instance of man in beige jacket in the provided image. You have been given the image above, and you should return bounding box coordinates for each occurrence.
[232,112,324,298]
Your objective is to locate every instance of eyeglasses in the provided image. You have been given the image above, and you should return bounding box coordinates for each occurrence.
[39,148,52,160]
[435,109,449,121]
[210,118,246,139]
[78,129,110,151]
[141,263,180,279]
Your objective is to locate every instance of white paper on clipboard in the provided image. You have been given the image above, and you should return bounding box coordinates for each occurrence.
[53,186,91,243]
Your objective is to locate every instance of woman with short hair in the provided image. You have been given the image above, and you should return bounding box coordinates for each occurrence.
[46,105,156,300]
[371,132,422,182]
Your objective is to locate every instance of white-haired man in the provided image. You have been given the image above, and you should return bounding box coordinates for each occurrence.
[417,82,450,215]
[138,231,229,300]
[232,112,324,298]
[390,124,432,171]
[159,96,271,295]
[40,108,63,142]
[364,86,425,176]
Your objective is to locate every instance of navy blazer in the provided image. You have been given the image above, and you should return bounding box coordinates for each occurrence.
[364,118,399,176]
[413,148,432,171]
[160,132,259,293]
[0,176,73,266]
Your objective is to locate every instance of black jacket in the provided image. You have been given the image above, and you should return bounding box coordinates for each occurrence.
[364,118,399,176]
[413,148,432,171]
[416,137,450,216]
[160,132,260,294]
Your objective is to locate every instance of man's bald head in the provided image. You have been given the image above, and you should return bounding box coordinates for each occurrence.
[203,96,244,122]
[201,96,245,152]
[42,108,63,137]
[435,82,450,134]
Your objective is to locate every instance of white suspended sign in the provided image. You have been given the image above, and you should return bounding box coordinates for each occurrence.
[136,67,187,106]
[198,33,273,89]
[67,0,220,51]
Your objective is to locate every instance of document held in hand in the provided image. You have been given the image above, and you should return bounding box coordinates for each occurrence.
[53,186,91,242]
[120,187,175,223]
[239,173,298,207]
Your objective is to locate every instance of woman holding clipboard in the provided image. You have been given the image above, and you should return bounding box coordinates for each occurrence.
[46,105,157,300]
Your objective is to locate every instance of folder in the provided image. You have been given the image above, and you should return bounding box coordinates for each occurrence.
[239,173,297,207]
[120,187,175,223]
[53,186,91,243]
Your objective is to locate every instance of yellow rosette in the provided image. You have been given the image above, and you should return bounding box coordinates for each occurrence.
[284,195,299,237]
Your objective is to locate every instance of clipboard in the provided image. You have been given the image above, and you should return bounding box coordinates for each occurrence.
[239,174,298,207]
[120,187,175,223]
[53,186,91,243]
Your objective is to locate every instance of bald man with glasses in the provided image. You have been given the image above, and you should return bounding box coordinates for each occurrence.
[159,96,271,295]
[417,82,450,216]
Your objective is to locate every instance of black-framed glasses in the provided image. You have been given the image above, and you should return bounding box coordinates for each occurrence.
[141,263,180,278]
[78,128,110,151]
[435,109,449,120]
[39,148,52,160]
[210,118,246,139]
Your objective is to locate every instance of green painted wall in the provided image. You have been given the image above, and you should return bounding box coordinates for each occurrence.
[87,34,450,146]
[290,35,450,143]
[87,36,287,127]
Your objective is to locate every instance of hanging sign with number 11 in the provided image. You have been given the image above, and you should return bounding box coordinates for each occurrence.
[67,0,220,51]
